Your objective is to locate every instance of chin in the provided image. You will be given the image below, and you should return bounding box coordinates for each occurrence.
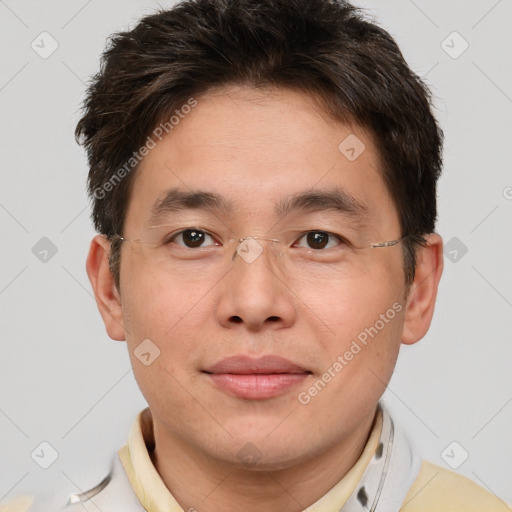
[209,428,312,470]
[224,443,311,473]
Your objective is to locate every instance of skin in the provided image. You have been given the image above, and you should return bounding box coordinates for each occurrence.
[87,85,443,512]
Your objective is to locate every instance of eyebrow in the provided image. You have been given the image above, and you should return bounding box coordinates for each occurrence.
[147,189,235,227]
[147,186,369,226]
[275,187,369,221]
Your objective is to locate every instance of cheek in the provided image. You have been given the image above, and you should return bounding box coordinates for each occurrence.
[298,268,404,384]
[119,262,213,379]
[297,265,401,334]
[120,256,207,335]
[120,269,210,417]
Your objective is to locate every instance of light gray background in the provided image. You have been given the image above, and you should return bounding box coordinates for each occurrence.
[1,0,511,509]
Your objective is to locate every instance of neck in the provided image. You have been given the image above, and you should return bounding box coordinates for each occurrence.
[149,409,377,512]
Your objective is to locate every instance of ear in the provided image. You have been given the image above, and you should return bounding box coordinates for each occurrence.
[401,233,444,345]
[86,234,126,341]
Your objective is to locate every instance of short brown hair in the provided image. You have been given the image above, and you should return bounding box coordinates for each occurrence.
[76,0,443,291]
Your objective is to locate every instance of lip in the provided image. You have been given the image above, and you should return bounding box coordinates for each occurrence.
[202,355,311,400]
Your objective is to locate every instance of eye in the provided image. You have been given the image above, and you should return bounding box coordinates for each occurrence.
[167,229,218,248]
[294,231,344,250]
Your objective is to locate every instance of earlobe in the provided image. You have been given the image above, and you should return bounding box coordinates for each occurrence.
[401,233,444,345]
[86,234,126,341]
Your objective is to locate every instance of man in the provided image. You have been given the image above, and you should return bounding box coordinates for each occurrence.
[3,0,509,510]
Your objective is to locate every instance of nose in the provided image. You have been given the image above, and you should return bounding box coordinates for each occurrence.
[215,237,297,332]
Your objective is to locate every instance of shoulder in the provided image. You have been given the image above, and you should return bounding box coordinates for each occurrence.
[401,460,511,511]
[0,453,143,512]
[0,496,34,512]
[64,453,144,512]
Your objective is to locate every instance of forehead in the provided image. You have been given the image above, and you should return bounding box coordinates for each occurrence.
[124,85,399,232]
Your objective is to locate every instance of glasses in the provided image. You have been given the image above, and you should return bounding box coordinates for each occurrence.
[111,223,408,283]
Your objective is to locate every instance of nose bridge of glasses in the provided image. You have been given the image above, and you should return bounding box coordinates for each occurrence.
[231,235,282,265]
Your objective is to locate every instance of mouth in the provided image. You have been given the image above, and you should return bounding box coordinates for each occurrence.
[202,355,312,400]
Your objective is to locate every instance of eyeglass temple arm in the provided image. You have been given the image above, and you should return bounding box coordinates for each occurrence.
[370,236,408,248]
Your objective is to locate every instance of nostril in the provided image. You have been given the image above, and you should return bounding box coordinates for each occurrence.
[228,315,281,325]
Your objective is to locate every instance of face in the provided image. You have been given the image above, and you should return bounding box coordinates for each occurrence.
[116,85,409,469]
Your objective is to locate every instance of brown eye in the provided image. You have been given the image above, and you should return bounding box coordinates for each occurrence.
[295,231,343,250]
[171,229,216,248]
[182,229,205,247]
[308,231,328,249]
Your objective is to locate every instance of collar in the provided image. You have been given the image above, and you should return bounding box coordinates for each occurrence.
[340,404,421,511]
[118,406,386,512]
